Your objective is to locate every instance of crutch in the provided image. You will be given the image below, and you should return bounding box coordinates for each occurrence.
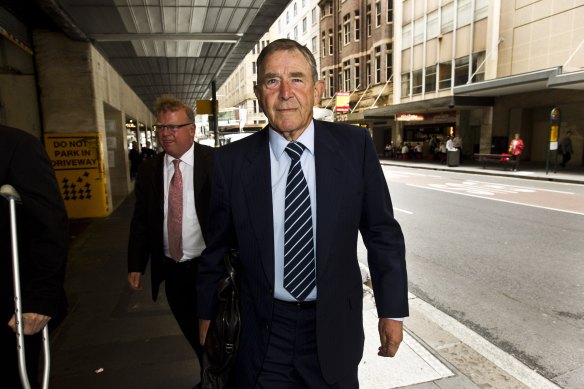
[1,184,51,389]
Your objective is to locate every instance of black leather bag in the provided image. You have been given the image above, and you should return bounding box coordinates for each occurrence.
[202,249,240,389]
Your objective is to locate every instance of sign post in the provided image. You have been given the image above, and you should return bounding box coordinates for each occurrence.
[44,133,109,218]
[547,107,560,174]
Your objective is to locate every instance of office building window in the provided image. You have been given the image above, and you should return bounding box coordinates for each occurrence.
[375,46,381,83]
[312,36,317,54]
[286,11,289,24]
[355,58,360,89]
[412,69,423,94]
[322,31,326,57]
[425,65,436,93]
[329,70,334,97]
[401,72,410,97]
[294,26,298,40]
[312,7,318,24]
[457,0,472,27]
[355,10,360,41]
[385,48,392,81]
[294,2,297,16]
[402,23,412,49]
[438,61,452,89]
[376,1,382,27]
[441,3,454,33]
[366,54,372,84]
[387,0,393,24]
[344,60,351,91]
[475,0,488,20]
[454,56,469,86]
[471,51,486,82]
[426,10,439,39]
[303,17,307,34]
[338,25,342,49]
[414,17,424,45]
[343,14,351,45]
[252,61,256,74]
[366,5,372,36]
[328,29,334,55]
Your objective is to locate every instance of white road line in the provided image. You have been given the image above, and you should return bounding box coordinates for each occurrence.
[408,184,584,216]
[463,180,574,194]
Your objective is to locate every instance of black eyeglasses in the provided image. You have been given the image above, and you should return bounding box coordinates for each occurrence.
[153,123,193,133]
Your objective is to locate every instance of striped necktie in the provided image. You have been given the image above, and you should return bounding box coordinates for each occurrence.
[283,142,316,301]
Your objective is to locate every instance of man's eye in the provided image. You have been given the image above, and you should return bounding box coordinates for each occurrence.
[266,79,278,87]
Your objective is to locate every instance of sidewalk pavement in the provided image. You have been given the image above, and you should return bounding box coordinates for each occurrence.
[48,158,580,389]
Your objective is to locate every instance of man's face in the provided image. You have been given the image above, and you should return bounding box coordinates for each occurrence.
[156,109,195,158]
[254,49,324,141]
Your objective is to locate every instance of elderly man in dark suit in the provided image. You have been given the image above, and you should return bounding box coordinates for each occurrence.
[198,39,408,388]
[127,95,214,388]
[1,125,69,388]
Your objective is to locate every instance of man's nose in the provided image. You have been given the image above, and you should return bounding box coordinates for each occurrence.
[279,81,291,99]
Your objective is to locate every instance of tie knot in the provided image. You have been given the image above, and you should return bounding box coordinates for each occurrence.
[172,159,181,169]
[285,142,305,162]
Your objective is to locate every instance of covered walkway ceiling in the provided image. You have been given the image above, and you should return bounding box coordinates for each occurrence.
[36,0,290,110]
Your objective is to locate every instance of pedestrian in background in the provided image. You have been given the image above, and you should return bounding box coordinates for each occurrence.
[1,125,69,389]
[197,38,408,388]
[127,95,214,388]
[508,133,525,159]
[140,140,156,161]
[559,130,574,167]
[128,141,141,179]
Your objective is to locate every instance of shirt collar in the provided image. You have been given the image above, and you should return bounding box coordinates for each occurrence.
[165,142,194,167]
[269,120,315,161]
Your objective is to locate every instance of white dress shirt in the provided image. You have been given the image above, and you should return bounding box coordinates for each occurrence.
[269,122,317,301]
[163,144,206,261]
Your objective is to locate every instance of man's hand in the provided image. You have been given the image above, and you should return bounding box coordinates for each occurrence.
[199,319,211,346]
[128,272,143,290]
[377,318,403,357]
[8,313,50,335]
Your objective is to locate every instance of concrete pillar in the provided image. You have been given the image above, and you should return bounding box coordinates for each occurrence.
[33,30,154,217]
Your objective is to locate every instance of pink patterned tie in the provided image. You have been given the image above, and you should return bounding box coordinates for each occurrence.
[168,159,183,261]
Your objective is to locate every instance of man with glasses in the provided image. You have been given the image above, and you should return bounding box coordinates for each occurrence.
[127,95,214,388]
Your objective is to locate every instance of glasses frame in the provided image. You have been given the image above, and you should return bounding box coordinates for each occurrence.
[153,123,193,133]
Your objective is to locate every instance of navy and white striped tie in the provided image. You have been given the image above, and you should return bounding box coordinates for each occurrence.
[283,141,316,301]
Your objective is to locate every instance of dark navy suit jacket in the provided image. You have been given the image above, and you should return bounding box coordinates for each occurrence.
[197,120,408,387]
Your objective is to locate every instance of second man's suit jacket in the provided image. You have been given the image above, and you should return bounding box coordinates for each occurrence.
[128,142,214,301]
[197,120,408,387]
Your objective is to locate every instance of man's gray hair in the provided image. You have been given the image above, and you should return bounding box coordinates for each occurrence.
[256,39,319,83]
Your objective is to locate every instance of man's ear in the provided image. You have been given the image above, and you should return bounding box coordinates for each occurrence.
[313,80,325,105]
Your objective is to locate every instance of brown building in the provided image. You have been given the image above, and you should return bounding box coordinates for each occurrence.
[319,0,396,151]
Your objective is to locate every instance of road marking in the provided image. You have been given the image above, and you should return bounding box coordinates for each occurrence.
[408,184,584,216]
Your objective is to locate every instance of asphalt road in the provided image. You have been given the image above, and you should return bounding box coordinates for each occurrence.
[357,165,584,388]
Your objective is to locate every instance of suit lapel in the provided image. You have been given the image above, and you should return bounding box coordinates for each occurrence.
[314,121,344,272]
[154,152,165,212]
[241,129,275,287]
[192,142,208,220]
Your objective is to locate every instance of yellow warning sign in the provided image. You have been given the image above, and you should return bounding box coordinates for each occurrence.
[44,133,109,218]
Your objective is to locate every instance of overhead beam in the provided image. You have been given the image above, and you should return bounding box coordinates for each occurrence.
[91,33,243,43]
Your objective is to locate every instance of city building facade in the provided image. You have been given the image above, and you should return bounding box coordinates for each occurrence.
[364,0,584,165]
[319,0,395,151]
